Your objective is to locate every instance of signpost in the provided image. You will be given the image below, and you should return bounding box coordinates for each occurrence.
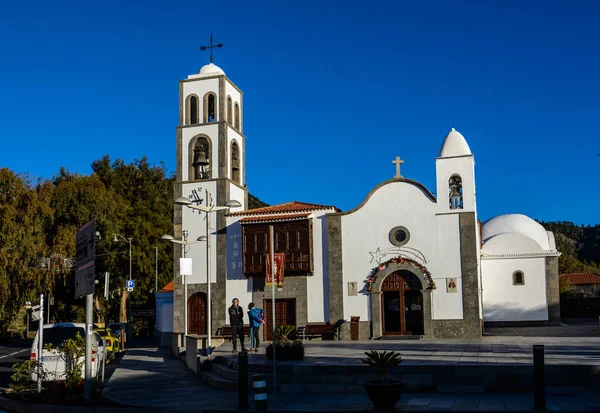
[75,219,95,402]
[126,279,135,292]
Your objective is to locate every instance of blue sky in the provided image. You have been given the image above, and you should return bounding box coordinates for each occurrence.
[0,0,598,224]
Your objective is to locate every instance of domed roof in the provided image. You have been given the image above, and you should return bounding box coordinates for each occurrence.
[198,63,225,76]
[482,214,551,251]
[438,128,472,158]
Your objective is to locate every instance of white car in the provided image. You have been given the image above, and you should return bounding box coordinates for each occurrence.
[30,323,107,383]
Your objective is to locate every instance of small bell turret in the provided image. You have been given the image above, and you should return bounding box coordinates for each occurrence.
[449,179,463,210]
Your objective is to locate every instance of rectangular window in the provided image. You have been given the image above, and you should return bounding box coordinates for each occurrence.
[242,220,312,276]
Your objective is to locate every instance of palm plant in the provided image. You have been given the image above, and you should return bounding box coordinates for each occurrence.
[276,325,295,341]
[361,350,402,383]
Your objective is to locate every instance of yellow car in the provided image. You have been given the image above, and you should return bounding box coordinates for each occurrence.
[94,329,120,360]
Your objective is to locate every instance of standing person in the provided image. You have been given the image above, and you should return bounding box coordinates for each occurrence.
[228,298,247,353]
[247,302,264,352]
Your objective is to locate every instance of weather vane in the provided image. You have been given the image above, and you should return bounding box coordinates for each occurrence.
[200,33,223,64]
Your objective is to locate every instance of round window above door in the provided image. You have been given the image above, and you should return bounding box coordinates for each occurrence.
[389,226,410,247]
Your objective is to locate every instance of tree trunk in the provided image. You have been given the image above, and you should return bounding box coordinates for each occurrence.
[119,290,128,322]
[94,295,104,324]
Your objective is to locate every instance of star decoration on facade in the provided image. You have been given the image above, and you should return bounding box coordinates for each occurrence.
[369,248,386,265]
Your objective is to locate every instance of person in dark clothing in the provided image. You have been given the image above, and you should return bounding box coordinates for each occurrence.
[228,298,247,352]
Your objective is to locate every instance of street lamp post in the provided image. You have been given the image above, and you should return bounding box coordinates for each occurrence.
[113,234,132,324]
[160,233,203,337]
[174,191,241,355]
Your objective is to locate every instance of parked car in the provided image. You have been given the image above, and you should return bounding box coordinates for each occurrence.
[30,323,106,382]
[94,328,120,360]
[108,322,128,347]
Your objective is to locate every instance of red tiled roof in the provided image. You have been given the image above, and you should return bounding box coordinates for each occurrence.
[239,213,311,224]
[559,273,600,285]
[228,201,339,217]
[159,280,174,292]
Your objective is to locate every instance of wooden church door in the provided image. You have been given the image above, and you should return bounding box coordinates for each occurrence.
[188,293,207,335]
[264,299,296,341]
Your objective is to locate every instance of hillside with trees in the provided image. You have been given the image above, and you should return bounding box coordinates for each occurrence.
[538,221,600,275]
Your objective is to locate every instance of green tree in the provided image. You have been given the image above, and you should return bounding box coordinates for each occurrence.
[0,169,53,332]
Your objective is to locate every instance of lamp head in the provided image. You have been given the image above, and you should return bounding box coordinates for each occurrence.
[224,200,242,208]
[160,234,175,241]
[197,236,207,241]
[174,197,192,206]
[113,234,119,244]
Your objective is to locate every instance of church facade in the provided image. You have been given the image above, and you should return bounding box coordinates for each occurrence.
[169,62,561,344]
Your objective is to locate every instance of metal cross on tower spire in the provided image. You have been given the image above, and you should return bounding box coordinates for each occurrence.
[200,33,223,64]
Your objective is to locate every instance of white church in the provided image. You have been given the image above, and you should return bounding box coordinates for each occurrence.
[160,59,561,346]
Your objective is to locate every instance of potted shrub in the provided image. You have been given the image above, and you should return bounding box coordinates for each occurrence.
[265,325,304,361]
[361,350,404,410]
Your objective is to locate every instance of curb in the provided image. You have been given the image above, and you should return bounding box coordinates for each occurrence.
[0,395,160,413]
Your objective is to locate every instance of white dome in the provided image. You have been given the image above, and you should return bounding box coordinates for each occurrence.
[482,232,545,255]
[482,214,551,251]
[438,128,472,158]
[199,63,225,76]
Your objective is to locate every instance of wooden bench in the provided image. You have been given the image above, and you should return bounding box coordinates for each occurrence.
[297,323,337,341]
[216,325,251,339]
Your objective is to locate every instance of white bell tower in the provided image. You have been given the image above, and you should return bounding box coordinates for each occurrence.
[172,43,247,339]
[435,128,476,214]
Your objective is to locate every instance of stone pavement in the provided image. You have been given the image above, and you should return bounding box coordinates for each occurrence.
[212,335,600,366]
[104,346,600,412]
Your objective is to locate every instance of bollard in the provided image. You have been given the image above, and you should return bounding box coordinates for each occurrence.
[238,351,249,411]
[533,345,546,411]
[253,373,268,413]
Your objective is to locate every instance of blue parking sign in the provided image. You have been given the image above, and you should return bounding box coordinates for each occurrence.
[126,280,135,289]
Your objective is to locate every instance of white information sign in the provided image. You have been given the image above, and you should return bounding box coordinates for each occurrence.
[180,258,193,283]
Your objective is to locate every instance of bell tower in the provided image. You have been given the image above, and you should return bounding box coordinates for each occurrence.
[172,45,248,341]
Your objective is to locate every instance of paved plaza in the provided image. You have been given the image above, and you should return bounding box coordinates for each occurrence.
[213,334,600,366]
[104,333,600,412]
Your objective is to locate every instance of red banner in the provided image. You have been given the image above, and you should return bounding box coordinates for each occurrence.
[266,253,285,288]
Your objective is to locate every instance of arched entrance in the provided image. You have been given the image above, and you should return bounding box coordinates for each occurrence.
[381,271,424,335]
[188,292,207,335]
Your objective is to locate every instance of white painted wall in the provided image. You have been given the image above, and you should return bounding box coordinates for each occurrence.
[481,257,548,321]
[307,212,329,323]
[181,124,220,182]
[180,181,219,285]
[340,181,464,322]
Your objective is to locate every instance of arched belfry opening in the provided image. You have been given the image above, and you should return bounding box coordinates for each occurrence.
[449,175,463,210]
[186,95,199,125]
[190,136,211,180]
[231,141,240,184]
[234,103,240,130]
[227,96,233,124]
[203,92,216,123]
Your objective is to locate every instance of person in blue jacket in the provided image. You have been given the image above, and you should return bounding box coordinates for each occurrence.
[247,302,264,352]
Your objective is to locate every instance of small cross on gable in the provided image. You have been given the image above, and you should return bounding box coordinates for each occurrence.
[392,156,404,178]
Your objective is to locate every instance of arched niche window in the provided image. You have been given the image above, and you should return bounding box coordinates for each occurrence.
[448,175,463,210]
[203,92,216,123]
[234,103,240,130]
[231,141,240,184]
[227,96,233,124]
[513,271,525,286]
[189,136,211,180]
[185,94,199,125]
